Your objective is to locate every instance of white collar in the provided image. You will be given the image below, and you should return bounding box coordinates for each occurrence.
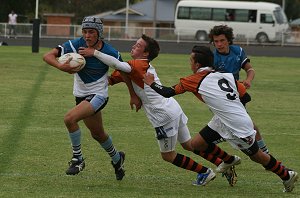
[197,67,213,73]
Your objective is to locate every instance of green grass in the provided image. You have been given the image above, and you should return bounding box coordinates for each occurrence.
[0,46,299,197]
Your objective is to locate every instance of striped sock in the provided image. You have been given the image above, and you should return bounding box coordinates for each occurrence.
[100,136,120,164]
[69,129,83,161]
[257,139,269,154]
[205,143,235,163]
[264,155,290,180]
[172,153,208,173]
[194,150,222,166]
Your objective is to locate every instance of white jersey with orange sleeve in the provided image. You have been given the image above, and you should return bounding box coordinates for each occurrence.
[130,61,183,129]
[93,49,184,131]
[174,67,255,139]
[199,71,255,139]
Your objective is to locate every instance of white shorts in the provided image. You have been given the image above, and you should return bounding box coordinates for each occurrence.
[156,113,191,153]
[208,116,256,150]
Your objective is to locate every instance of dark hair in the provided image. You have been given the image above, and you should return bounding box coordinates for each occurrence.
[141,34,160,61]
[191,45,214,67]
[208,25,234,45]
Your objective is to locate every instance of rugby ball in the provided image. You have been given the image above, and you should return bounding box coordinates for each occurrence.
[58,53,86,72]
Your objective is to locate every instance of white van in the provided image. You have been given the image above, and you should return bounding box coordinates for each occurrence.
[174,0,289,42]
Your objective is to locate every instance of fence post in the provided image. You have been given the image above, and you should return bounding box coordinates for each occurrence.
[32,19,40,53]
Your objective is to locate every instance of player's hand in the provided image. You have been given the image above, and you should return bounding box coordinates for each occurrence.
[58,58,77,74]
[78,47,94,57]
[143,72,155,85]
[243,80,251,89]
[130,95,142,112]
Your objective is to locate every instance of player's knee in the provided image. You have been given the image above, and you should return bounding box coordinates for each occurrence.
[191,137,206,151]
[161,152,175,163]
[64,113,77,127]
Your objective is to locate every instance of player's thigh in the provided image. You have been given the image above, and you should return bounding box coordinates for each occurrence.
[157,134,178,153]
[177,113,191,144]
[226,133,257,151]
[199,125,223,144]
[65,100,94,122]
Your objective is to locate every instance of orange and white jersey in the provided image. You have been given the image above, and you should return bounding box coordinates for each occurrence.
[111,59,183,128]
[174,67,255,138]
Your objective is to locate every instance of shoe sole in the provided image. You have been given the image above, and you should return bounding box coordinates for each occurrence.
[223,166,238,186]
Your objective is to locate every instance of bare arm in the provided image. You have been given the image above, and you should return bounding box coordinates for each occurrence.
[243,62,255,89]
[43,48,77,74]
[120,72,142,112]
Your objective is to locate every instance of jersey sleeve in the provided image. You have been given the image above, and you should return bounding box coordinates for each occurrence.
[240,47,250,68]
[174,74,201,95]
[236,81,246,97]
[109,70,124,85]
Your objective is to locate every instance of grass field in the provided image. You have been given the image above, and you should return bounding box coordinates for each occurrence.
[0,46,299,197]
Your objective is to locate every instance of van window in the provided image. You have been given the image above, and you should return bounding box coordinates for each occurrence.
[213,8,227,21]
[273,9,287,24]
[249,10,257,22]
[177,7,190,19]
[235,10,249,22]
[191,7,211,20]
[261,13,274,23]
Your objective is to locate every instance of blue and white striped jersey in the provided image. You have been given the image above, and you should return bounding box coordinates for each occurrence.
[58,37,122,97]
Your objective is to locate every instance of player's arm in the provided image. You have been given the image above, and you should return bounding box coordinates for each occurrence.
[88,48,141,111]
[236,81,251,106]
[143,73,176,98]
[92,50,131,73]
[120,72,142,112]
[242,62,255,89]
[43,48,75,74]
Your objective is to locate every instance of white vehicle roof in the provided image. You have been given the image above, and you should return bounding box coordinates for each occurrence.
[177,0,281,10]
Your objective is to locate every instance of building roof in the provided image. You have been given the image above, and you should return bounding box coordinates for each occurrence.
[95,0,177,23]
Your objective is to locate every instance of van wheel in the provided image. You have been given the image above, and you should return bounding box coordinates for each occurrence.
[195,31,207,41]
[256,33,269,43]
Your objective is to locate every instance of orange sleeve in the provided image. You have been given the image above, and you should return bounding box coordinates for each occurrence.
[174,73,204,95]
[109,70,124,85]
[236,81,246,97]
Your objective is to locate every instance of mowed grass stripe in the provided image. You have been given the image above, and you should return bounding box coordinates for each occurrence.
[0,65,49,173]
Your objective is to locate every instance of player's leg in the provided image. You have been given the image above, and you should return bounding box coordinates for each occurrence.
[191,125,241,171]
[158,135,216,186]
[63,97,97,175]
[180,124,237,186]
[242,93,269,154]
[254,123,269,154]
[83,95,125,180]
[241,142,298,192]
[156,116,216,186]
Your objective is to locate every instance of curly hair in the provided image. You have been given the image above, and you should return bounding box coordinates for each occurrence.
[208,25,234,45]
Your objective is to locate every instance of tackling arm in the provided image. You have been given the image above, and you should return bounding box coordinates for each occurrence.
[143,72,176,98]
[93,50,131,73]
[150,82,176,98]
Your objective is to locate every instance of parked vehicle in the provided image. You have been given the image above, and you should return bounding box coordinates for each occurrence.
[174,0,289,43]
